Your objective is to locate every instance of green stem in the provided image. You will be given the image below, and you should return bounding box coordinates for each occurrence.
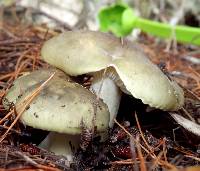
[98,4,200,46]
[135,17,200,45]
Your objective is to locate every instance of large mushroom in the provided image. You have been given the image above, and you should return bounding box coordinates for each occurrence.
[3,68,110,161]
[41,30,184,127]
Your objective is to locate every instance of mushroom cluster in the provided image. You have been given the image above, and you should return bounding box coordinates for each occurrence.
[3,30,184,161]
[41,30,184,126]
[3,69,109,161]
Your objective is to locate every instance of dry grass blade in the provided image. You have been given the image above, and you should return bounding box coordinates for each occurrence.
[0,73,14,81]
[184,155,200,162]
[135,136,147,171]
[12,151,62,171]
[162,138,168,162]
[0,165,62,171]
[150,151,165,170]
[181,107,195,122]
[111,159,136,165]
[134,112,154,153]
[0,110,14,125]
[0,125,21,134]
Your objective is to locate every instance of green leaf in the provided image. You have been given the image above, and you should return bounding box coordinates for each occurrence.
[98,3,131,37]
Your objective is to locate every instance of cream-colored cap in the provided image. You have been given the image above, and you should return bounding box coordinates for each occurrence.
[3,69,109,134]
[41,30,184,111]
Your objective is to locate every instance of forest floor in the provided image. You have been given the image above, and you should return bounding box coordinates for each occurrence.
[0,4,200,171]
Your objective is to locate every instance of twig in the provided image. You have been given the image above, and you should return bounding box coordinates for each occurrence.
[0,125,22,134]
[185,155,200,162]
[181,107,195,122]
[135,136,147,171]
[134,113,154,153]
[0,38,39,45]
[15,151,38,166]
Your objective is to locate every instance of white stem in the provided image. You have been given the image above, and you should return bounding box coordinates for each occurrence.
[39,132,80,161]
[90,71,121,127]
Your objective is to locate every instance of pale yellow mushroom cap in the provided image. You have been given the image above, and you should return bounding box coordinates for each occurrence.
[41,30,184,111]
[3,69,109,134]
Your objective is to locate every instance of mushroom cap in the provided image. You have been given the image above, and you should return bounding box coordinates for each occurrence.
[41,30,184,111]
[3,69,109,134]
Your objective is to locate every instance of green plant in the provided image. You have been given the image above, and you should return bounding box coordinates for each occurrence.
[98,3,200,46]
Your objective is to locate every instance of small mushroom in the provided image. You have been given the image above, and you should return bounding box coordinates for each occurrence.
[41,30,184,126]
[3,69,109,161]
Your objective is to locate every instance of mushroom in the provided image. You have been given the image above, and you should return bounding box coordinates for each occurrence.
[41,30,184,127]
[3,68,109,161]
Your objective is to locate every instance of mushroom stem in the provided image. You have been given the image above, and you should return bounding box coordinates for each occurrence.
[39,132,80,161]
[90,70,122,127]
